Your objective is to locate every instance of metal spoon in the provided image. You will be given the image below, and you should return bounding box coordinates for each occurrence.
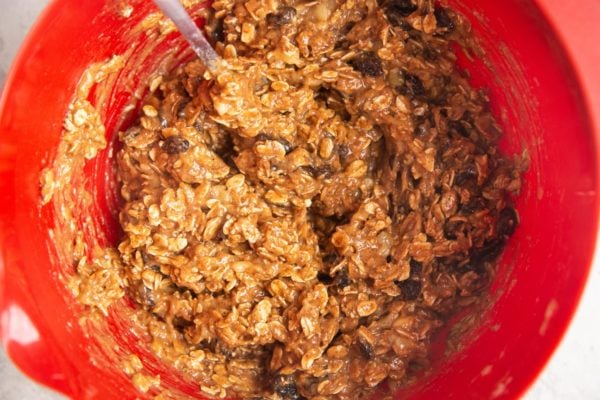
[152,0,221,72]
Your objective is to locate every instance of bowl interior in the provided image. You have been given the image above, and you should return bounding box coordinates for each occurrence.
[0,0,597,399]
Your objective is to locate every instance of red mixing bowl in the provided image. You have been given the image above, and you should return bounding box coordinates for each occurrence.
[1,0,599,399]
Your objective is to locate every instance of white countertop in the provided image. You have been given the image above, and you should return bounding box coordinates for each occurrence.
[1,1,599,399]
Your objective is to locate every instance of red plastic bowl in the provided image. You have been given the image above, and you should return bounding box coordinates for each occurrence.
[1,0,599,399]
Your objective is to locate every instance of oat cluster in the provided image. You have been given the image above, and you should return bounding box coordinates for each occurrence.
[115,0,523,398]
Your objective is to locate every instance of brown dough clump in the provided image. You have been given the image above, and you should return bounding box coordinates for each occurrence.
[114,0,524,398]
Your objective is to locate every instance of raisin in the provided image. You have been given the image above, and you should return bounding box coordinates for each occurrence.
[470,239,506,266]
[140,251,151,265]
[198,339,215,351]
[394,279,422,301]
[396,19,415,31]
[121,126,141,144]
[414,124,428,138]
[318,87,350,121]
[399,73,425,97]
[267,6,297,26]
[448,120,469,138]
[410,174,422,189]
[172,316,194,332]
[176,99,190,119]
[137,284,156,308]
[460,197,486,215]
[338,144,351,164]
[317,272,334,285]
[211,18,225,43]
[341,21,356,35]
[455,163,478,185]
[301,165,318,177]
[335,269,351,289]
[193,119,204,132]
[434,7,455,31]
[334,38,352,50]
[497,207,518,237]
[314,165,333,178]
[357,336,375,359]
[382,0,417,26]
[386,255,394,263]
[444,219,465,240]
[278,138,293,153]
[350,52,384,77]
[163,135,190,154]
[391,0,417,16]
[387,193,395,219]
[409,259,423,278]
[255,132,270,141]
[273,375,304,400]
[150,264,161,273]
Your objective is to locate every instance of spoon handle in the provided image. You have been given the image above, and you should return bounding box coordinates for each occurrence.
[153,0,221,72]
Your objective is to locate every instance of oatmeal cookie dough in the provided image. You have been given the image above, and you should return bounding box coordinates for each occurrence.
[53,0,526,399]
